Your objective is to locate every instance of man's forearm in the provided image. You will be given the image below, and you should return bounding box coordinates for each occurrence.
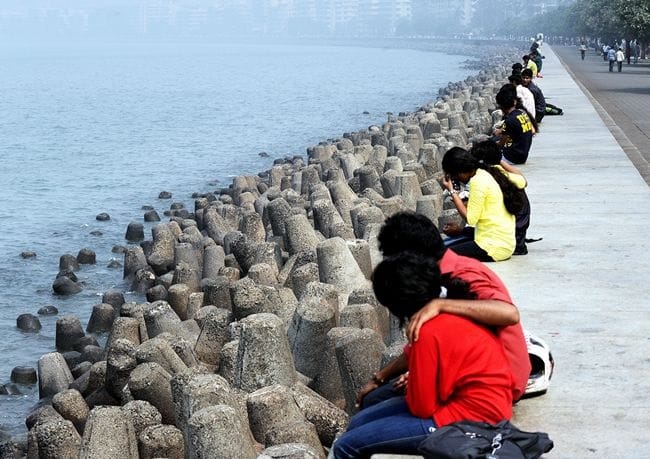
[438,298,519,326]
[375,353,409,383]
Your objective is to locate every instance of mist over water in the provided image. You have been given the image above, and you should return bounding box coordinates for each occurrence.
[0,41,470,437]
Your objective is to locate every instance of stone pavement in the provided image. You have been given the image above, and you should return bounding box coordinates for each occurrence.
[553,44,650,184]
[374,44,650,458]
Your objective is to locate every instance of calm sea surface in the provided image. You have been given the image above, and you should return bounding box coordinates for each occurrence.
[0,41,470,438]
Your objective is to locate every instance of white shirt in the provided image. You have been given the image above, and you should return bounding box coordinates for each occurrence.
[516,85,536,117]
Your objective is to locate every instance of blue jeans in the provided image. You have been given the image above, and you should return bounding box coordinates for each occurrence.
[331,396,436,458]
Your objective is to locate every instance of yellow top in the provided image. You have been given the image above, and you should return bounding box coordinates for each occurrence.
[467,169,516,261]
[526,60,538,77]
[495,165,527,189]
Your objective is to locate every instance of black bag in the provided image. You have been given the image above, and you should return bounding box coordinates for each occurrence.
[418,420,553,459]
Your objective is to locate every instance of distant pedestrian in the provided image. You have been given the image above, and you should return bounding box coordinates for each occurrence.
[616,47,625,72]
[607,47,616,72]
[602,44,609,61]
[633,40,641,64]
[579,42,587,60]
[625,40,631,65]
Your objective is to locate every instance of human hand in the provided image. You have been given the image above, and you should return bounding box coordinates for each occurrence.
[407,299,442,342]
[393,372,409,393]
[442,222,462,236]
[442,174,454,191]
[355,380,379,409]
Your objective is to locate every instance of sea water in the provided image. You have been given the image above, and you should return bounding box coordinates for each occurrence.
[0,41,470,438]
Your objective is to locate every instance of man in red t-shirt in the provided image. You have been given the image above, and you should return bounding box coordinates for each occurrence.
[356,212,530,407]
[333,252,512,458]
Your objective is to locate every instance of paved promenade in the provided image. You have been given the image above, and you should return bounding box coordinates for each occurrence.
[376,44,650,458]
[553,44,650,184]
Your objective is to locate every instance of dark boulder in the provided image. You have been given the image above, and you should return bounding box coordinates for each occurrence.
[16,313,41,332]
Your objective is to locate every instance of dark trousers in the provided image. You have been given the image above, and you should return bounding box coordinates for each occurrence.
[446,227,495,262]
[609,60,615,71]
[515,192,531,252]
[617,61,623,72]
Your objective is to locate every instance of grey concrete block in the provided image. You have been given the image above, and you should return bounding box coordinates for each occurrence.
[80,406,138,459]
[138,424,184,459]
[235,313,297,393]
[186,405,256,459]
[128,362,175,425]
[37,352,74,399]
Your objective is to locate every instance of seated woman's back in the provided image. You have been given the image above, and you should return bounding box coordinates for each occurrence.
[407,313,514,426]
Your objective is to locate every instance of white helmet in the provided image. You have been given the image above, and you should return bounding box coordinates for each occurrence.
[523,331,554,397]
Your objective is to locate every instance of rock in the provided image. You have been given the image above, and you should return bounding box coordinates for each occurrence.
[59,254,80,272]
[86,303,116,334]
[125,222,145,242]
[28,419,82,458]
[56,315,85,351]
[38,305,59,316]
[76,248,96,265]
[121,400,162,438]
[11,366,37,385]
[95,212,111,221]
[235,313,297,393]
[144,210,161,222]
[52,389,90,434]
[16,313,41,332]
[38,352,74,399]
[158,191,172,199]
[128,362,175,425]
[138,424,184,459]
[80,406,139,459]
[20,251,36,259]
[186,405,256,459]
[52,276,82,295]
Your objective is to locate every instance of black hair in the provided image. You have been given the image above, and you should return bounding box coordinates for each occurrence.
[470,140,502,165]
[508,73,523,85]
[511,63,523,73]
[378,211,446,260]
[442,147,524,215]
[496,85,539,133]
[372,252,476,325]
[522,54,530,61]
[521,68,534,78]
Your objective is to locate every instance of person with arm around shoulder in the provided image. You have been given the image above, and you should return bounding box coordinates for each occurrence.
[331,252,514,459]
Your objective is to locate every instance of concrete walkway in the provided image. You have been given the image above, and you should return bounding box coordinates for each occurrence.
[375,44,650,458]
[553,44,650,184]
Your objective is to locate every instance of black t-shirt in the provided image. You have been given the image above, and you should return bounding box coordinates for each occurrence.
[502,109,534,164]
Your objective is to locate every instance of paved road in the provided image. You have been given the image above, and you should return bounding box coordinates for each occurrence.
[553,45,650,184]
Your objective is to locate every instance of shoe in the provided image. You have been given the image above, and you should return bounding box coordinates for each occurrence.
[513,246,528,255]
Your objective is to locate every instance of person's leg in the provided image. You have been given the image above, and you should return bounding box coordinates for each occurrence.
[514,194,531,255]
[360,378,403,409]
[449,240,494,262]
[332,397,436,459]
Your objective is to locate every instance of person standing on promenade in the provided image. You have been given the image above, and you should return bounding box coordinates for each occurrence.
[579,42,587,60]
[616,47,625,72]
[625,40,632,64]
[355,212,529,408]
[607,46,616,72]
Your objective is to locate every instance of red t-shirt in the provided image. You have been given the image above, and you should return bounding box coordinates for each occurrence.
[439,249,531,401]
[406,313,513,426]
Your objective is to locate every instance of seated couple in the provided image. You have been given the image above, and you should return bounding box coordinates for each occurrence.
[330,212,529,459]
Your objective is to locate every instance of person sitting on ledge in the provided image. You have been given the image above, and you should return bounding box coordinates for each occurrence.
[356,212,529,409]
[330,252,514,458]
[442,146,523,262]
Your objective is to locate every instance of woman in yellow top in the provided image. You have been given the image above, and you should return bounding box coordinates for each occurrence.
[441,147,524,262]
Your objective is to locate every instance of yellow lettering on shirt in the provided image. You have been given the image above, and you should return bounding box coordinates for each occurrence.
[516,113,533,133]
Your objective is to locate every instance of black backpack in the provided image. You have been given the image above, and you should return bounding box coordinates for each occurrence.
[418,420,553,459]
